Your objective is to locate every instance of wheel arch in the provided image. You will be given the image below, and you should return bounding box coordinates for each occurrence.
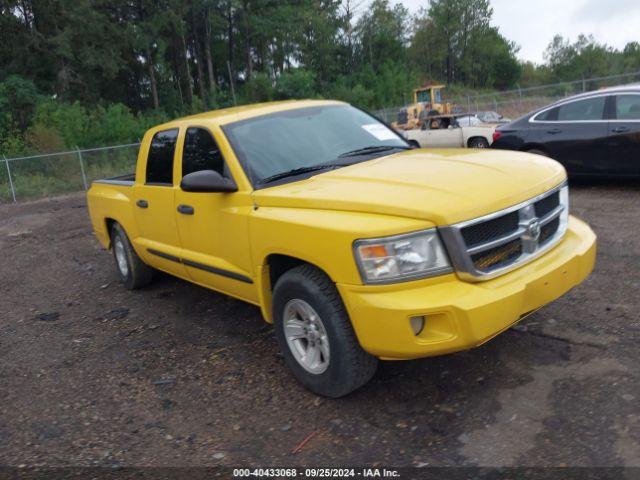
[105,218,117,248]
[257,253,336,324]
[467,135,489,148]
[104,218,142,258]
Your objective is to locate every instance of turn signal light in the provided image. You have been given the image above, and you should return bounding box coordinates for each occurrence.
[358,244,389,258]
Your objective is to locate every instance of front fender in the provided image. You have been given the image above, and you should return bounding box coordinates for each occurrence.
[249,207,433,322]
[249,207,431,323]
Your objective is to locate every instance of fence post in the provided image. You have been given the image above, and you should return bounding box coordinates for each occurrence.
[76,146,88,190]
[3,155,17,203]
[518,87,522,106]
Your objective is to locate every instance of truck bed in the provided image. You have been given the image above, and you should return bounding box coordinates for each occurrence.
[87,175,137,248]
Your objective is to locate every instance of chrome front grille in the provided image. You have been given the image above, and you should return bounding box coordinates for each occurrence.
[461,211,519,248]
[439,182,569,281]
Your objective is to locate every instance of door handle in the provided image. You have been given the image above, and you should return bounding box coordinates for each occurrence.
[136,199,148,208]
[546,128,562,134]
[177,204,195,215]
[612,126,630,133]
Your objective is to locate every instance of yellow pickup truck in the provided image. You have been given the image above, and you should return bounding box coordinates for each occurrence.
[87,100,596,397]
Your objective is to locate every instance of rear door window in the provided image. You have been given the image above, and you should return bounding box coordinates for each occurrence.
[534,107,558,122]
[146,129,178,185]
[615,94,640,120]
[556,96,605,121]
[182,127,226,178]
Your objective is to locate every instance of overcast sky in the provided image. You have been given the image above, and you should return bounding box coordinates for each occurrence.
[374,0,640,64]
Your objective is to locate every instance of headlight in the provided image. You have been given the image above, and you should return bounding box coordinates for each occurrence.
[354,229,452,284]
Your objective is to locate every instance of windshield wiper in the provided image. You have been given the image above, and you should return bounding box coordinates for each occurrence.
[258,145,412,185]
[259,164,339,185]
[337,145,411,158]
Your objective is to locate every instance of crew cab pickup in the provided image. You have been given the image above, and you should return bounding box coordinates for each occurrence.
[87,100,596,397]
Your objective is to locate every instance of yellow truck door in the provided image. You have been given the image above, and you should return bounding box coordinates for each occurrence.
[173,125,257,304]
[132,128,186,277]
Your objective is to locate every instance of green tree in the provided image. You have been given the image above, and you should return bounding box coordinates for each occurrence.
[0,76,40,132]
[544,34,612,83]
[621,42,640,72]
[274,69,317,99]
[355,0,409,71]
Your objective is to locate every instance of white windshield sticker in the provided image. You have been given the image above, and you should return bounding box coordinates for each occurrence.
[361,123,397,141]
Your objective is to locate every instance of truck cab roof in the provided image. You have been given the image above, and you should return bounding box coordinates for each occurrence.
[156,99,347,130]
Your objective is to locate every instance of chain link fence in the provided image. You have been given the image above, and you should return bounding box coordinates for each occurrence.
[0,143,140,204]
[374,70,640,124]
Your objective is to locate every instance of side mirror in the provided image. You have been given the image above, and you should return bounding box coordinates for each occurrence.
[180,170,237,193]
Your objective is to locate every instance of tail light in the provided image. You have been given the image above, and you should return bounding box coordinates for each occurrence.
[492,131,502,143]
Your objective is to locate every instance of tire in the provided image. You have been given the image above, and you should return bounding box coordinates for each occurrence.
[273,264,378,398]
[110,222,154,290]
[527,148,549,157]
[469,137,489,148]
[408,140,420,148]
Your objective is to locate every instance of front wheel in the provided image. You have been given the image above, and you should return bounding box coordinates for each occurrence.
[273,265,378,398]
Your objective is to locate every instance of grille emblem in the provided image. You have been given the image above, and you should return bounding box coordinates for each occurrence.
[525,218,541,241]
[519,206,541,254]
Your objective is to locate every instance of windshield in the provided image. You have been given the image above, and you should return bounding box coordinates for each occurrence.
[222,105,407,186]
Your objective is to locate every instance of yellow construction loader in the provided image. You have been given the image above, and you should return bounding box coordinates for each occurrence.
[392,84,456,130]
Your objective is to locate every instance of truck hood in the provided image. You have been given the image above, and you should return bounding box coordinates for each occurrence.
[252,149,566,225]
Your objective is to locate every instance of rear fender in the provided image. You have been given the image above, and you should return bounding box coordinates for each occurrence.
[86,184,138,250]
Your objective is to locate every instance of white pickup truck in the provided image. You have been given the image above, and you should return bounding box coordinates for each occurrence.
[403,122,496,149]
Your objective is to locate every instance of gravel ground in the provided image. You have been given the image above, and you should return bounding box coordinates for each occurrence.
[0,183,638,469]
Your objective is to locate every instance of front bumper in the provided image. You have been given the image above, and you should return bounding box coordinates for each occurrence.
[337,215,596,360]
